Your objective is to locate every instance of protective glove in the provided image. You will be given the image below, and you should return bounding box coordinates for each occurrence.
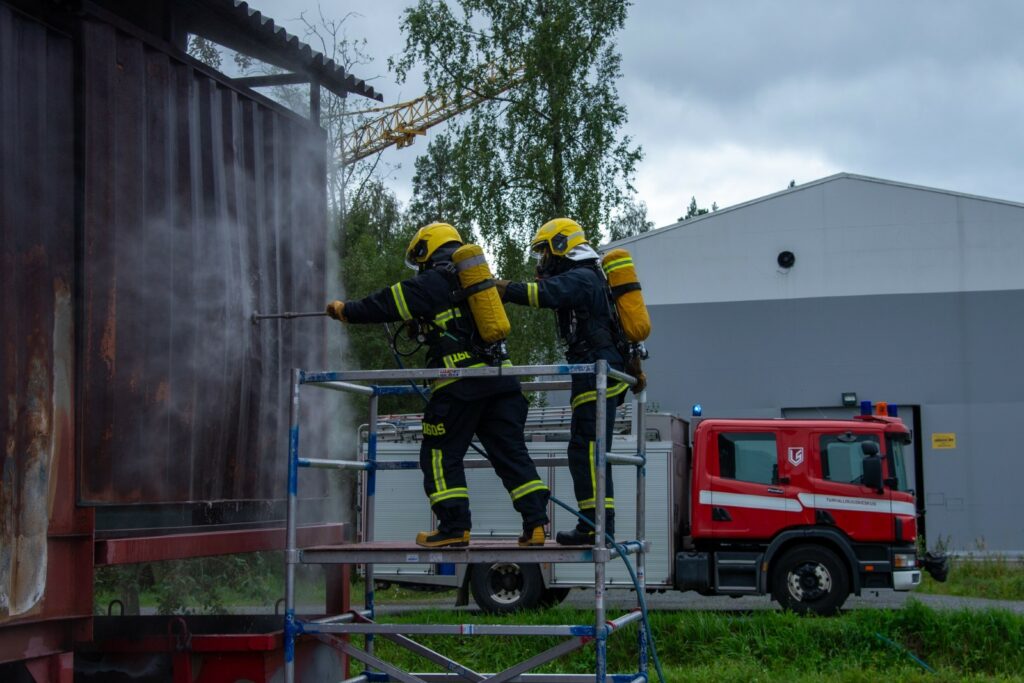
[494,279,509,299]
[325,300,347,322]
[626,355,647,393]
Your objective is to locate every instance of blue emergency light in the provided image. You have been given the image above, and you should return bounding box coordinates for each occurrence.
[692,403,703,417]
[860,400,872,416]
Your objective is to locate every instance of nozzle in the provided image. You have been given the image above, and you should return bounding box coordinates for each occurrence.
[251,311,329,324]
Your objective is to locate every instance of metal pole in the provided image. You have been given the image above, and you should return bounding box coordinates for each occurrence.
[593,360,608,683]
[364,391,379,660]
[634,391,648,678]
[285,369,302,683]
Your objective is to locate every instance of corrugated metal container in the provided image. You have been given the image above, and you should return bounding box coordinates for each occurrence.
[2,0,343,660]
[0,1,94,652]
[78,17,330,505]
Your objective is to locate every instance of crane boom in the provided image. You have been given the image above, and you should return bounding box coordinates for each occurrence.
[343,65,523,163]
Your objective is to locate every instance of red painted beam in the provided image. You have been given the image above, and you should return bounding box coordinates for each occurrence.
[95,523,350,565]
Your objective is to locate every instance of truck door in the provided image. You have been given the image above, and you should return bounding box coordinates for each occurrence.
[806,431,893,542]
[706,430,799,540]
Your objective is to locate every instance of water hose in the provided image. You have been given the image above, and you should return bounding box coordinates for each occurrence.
[549,494,668,683]
[874,632,936,673]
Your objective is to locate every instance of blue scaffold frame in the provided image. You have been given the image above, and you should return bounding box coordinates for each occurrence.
[282,361,650,683]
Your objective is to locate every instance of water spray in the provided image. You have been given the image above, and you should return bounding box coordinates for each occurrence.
[251,311,329,324]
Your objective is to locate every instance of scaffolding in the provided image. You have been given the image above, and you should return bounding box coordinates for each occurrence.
[283,360,650,683]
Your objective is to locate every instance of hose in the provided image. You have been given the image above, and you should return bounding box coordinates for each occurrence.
[548,494,667,683]
[383,325,665,681]
[874,632,935,673]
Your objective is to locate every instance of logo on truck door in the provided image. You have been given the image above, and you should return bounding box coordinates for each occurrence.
[787,447,805,466]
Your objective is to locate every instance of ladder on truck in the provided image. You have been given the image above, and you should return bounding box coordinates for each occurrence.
[282,360,650,683]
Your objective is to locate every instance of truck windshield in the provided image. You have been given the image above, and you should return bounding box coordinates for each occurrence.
[885,436,911,492]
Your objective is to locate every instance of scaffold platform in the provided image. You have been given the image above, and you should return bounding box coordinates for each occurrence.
[282,362,651,683]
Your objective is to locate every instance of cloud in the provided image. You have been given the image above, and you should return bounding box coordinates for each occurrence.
[246,0,1024,228]
[620,0,1024,225]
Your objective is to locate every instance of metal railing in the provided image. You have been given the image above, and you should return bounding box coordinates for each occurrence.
[283,360,649,683]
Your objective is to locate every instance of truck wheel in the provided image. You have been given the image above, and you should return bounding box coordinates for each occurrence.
[540,587,571,607]
[470,562,544,614]
[771,545,849,616]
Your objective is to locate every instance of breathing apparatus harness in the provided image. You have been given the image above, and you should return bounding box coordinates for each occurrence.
[385,257,508,373]
[540,256,648,382]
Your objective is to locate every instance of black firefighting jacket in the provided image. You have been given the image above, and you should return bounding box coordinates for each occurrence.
[505,263,625,399]
[343,266,518,400]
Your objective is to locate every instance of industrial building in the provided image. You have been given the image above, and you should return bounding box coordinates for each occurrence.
[612,173,1024,553]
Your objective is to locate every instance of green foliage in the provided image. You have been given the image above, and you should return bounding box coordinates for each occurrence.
[678,195,718,222]
[918,557,1024,601]
[371,602,1024,679]
[607,198,654,241]
[338,179,426,411]
[407,134,472,230]
[395,0,643,364]
[187,35,223,69]
[94,553,279,615]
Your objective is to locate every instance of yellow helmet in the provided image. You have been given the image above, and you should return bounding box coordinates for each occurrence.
[530,218,589,257]
[405,222,463,270]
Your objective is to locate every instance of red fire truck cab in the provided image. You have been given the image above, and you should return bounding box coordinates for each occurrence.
[676,406,947,614]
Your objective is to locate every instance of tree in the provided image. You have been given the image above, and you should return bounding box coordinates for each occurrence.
[607,199,654,242]
[337,179,429,411]
[406,134,470,230]
[678,196,718,222]
[395,0,642,362]
[394,1,641,272]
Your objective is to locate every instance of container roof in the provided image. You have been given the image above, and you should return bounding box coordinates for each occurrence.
[180,0,383,101]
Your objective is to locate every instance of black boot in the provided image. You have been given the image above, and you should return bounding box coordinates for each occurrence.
[555,527,597,546]
[555,510,614,546]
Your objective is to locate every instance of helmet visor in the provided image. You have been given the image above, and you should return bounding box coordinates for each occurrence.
[405,239,429,271]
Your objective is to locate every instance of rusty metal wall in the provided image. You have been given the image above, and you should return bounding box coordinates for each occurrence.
[0,1,94,648]
[78,18,331,505]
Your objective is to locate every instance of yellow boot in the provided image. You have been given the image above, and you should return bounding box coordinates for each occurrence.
[415,529,470,548]
[518,526,546,547]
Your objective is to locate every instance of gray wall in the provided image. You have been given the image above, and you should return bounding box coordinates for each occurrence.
[645,290,1024,552]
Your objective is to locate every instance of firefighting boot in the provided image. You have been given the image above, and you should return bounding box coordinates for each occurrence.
[518,526,546,547]
[554,528,597,546]
[415,529,470,548]
[556,510,614,546]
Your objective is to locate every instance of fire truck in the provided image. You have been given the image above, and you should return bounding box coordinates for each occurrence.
[367,401,948,616]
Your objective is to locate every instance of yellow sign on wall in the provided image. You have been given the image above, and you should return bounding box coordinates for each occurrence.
[931,433,957,449]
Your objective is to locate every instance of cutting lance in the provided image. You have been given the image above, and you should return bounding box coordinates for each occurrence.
[251,311,329,324]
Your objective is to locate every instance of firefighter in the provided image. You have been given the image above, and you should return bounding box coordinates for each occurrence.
[500,218,629,545]
[326,223,550,548]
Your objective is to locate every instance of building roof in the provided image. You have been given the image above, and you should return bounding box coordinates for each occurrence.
[180,0,383,101]
[611,172,1024,248]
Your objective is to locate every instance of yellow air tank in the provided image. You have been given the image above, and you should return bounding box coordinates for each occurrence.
[601,248,651,342]
[452,244,511,344]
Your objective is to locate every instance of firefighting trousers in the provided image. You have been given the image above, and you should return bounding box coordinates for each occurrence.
[567,380,628,531]
[419,390,550,533]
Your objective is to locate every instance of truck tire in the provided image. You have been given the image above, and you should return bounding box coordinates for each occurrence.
[470,562,544,613]
[771,544,849,616]
[540,587,571,607]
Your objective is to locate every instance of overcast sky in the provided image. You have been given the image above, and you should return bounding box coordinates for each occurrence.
[254,0,1024,227]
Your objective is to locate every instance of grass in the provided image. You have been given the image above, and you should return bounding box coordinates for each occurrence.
[357,601,1024,682]
[94,561,453,614]
[917,557,1024,601]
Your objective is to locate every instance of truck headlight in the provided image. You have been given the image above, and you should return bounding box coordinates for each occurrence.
[894,553,917,569]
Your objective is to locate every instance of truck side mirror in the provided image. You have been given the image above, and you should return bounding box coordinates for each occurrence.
[861,441,879,457]
[861,455,883,492]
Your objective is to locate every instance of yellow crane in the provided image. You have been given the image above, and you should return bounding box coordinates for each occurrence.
[342,64,524,163]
